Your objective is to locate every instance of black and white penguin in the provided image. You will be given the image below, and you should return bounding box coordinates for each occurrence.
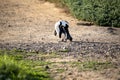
[54,20,72,42]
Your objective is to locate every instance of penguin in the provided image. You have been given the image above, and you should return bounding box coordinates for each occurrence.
[54,20,72,42]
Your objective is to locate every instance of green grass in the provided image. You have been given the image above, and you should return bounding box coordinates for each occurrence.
[70,61,114,71]
[0,49,117,80]
[56,68,65,73]
[0,50,52,80]
[38,52,61,60]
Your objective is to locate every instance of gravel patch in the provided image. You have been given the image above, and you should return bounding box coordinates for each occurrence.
[0,41,119,56]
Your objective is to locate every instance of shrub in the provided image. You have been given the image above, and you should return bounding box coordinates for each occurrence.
[44,0,120,27]
[0,55,51,80]
[62,0,120,27]
[0,55,25,80]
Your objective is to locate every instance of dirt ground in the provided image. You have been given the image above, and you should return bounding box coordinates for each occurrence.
[0,0,120,80]
[0,0,120,43]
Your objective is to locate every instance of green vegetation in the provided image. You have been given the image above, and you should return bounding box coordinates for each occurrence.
[71,61,114,71]
[81,61,113,70]
[56,68,65,73]
[0,49,117,79]
[44,0,120,27]
[0,50,51,80]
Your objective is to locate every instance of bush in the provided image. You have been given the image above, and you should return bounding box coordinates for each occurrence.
[0,55,51,80]
[44,0,120,27]
[0,55,25,80]
[62,0,120,27]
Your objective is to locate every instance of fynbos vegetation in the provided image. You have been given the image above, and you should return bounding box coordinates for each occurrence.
[0,51,51,80]
[45,0,120,27]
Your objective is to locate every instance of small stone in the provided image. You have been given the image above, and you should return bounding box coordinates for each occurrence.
[68,72,72,75]
[8,24,12,27]
[78,59,81,62]
[45,65,50,69]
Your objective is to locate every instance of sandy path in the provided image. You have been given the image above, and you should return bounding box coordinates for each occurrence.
[0,0,120,44]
